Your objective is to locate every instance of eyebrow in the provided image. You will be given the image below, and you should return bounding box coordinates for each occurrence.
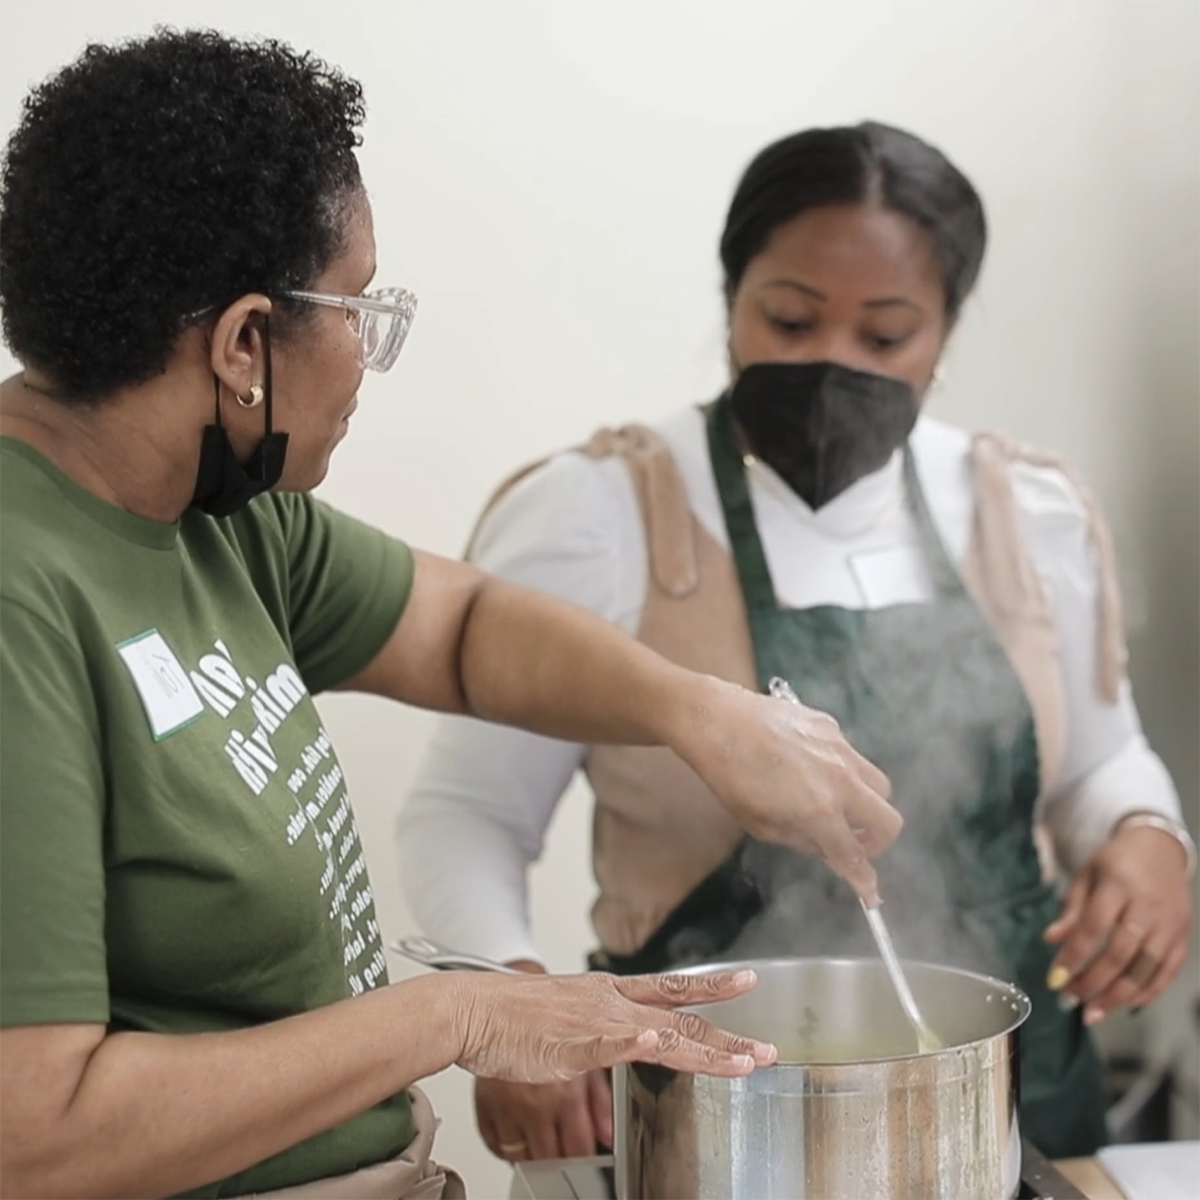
[762,278,924,314]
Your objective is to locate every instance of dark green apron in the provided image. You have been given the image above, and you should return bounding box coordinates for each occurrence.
[592,397,1108,1157]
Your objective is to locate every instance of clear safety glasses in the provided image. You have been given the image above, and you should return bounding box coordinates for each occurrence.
[281,287,418,373]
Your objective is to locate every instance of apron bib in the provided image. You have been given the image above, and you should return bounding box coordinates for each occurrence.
[592,397,1107,1157]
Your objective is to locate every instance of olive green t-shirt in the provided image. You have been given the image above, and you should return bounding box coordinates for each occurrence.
[0,436,416,1197]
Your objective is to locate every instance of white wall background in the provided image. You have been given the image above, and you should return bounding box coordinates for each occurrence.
[2,1,1197,1194]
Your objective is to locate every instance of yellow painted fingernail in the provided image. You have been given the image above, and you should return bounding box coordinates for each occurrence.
[1047,965,1071,991]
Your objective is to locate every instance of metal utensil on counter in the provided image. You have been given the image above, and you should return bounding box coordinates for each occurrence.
[389,935,522,974]
[766,676,943,1054]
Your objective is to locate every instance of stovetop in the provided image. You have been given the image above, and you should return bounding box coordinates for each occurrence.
[509,1140,1088,1199]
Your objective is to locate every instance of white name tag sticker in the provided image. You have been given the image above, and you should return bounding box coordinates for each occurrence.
[848,545,937,609]
[117,629,205,740]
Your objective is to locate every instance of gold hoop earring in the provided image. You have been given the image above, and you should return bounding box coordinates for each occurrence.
[237,384,265,409]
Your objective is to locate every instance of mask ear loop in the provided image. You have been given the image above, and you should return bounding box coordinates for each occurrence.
[259,314,273,433]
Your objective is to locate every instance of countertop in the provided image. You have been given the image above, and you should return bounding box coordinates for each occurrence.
[1054,1158,1126,1200]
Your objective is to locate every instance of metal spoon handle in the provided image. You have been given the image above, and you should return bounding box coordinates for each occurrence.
[389,935,523,974]
[860,902,936,1043]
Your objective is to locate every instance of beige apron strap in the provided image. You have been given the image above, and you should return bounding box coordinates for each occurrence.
[963,431,1128,883]
[227,1087,465,1200]
[970,431,1128,701]
[963,434,1050,620]
[464,424,699,599]
[1003,435,1125,701]
[580,424,698,598]
[962,433,1066,880]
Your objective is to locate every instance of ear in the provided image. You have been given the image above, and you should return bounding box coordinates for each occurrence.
[209,295,273,399]
[917,315,956,400]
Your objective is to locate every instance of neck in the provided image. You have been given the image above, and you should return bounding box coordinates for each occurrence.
[0,368,211,522]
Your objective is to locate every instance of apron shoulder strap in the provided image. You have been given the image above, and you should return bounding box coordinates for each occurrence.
[968,431,1128,703]
[581,424,700,598]
[464,424,699,599]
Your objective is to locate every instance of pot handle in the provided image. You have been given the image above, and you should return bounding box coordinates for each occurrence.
[388,935,523,975]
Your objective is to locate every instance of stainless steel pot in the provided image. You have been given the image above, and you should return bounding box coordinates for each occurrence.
[613,957,1030,1200]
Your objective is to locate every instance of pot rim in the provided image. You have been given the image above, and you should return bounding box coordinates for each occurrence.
[668,954,1032,1064]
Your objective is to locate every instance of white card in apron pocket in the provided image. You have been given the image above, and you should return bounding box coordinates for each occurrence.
[849,543,937,609]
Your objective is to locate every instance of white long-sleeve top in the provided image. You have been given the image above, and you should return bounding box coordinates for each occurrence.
[398,407,1182,965]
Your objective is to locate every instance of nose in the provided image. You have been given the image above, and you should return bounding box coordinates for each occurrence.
[782,329,875,375]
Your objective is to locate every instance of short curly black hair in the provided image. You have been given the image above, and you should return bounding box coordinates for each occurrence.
[0,27,366,401]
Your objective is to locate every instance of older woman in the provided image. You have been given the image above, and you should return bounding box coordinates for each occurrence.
[400,122,1196,1163]
[0,34,904,1200]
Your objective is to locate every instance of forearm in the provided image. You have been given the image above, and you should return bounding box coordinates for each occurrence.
[458,577,702,748]
[2,974,466,1200]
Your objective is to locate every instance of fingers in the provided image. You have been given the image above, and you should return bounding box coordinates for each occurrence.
[1078,943,1159,1026]
[614,968,757,1009]
[1058,907,1145,1008]
[841,774,903,859]
[641,1026,759,1076]
[601,1004,774,1076]
[602,1027,661,1064]
[1044,870,1091,945]
[482,1112,536,1162]
[846,744,892,808]
[1127,939,1189,1009]
[787,711,899,864]
[1068,916,1152,1025]
[1046,878,1191,1025]
[477,1111,504,1159]
[476,1076,595,1162]
[802,797,884,907]
[523,1116,559,1162]
[1045,876,1125,996]
[587,1069,614,1149]
[610,972,775,1065]
[474,972,771,1087]
[556,1090,600,1158]
[587,1018,760,1078]
[779,717,898,900]
[664,1008,777,1065]
[1044,832,1197,1027]
[1075,923,1190,1023]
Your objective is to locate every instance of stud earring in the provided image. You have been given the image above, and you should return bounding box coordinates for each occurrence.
[237,384,265,409]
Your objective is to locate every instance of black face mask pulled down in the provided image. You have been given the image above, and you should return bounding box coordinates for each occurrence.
[727,360,919,511]
[190,318,289,518]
